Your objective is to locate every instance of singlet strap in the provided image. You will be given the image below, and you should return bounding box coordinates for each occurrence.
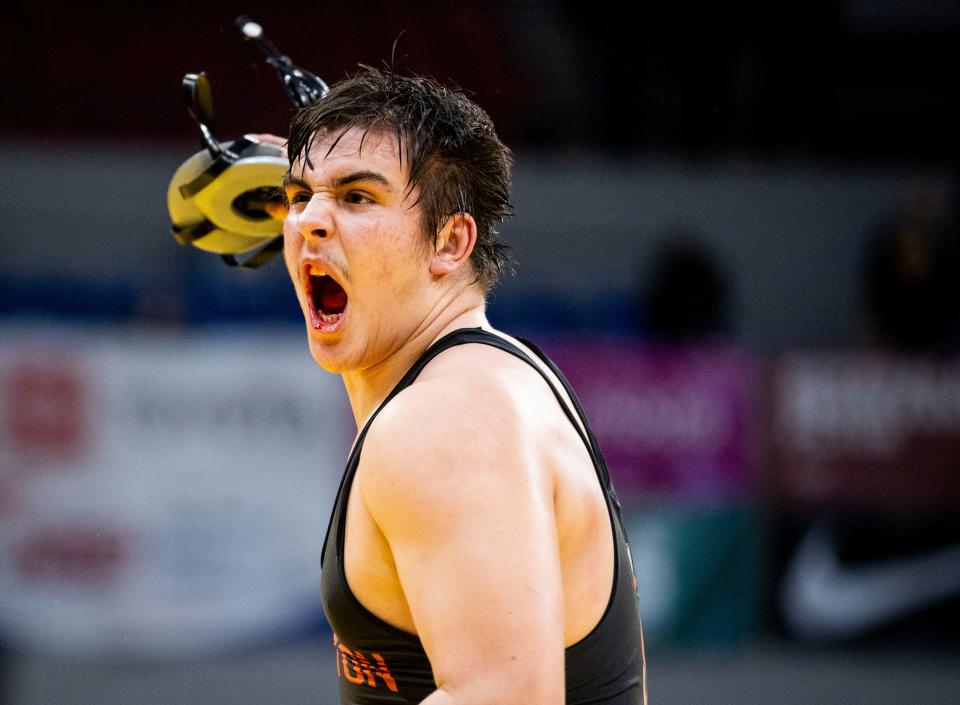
[430,329,595,449]
[514,336,618,490]
[441,330,624,520]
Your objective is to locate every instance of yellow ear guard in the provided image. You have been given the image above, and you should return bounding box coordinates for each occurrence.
[167,17,328,268]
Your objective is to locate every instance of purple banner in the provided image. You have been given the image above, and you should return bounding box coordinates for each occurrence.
[537,337,758,500]
[767,352,960,512]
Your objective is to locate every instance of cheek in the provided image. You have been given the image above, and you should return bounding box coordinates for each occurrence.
[282,227,302,287]
[351,222,425,286]
[373,242,429,295]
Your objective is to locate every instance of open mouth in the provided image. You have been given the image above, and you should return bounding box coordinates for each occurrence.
[304,264,348,331]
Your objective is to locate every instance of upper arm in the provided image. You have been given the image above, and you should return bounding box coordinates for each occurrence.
[359,380,565,704]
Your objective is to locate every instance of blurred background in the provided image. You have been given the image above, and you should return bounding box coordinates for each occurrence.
[2,1,960,703]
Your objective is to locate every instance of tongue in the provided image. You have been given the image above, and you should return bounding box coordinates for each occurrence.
[319,277,347,314]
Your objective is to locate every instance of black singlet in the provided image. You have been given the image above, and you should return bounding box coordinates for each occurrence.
[320,328,646,704]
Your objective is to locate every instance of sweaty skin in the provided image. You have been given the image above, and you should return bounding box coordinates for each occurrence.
[282,127,614,705]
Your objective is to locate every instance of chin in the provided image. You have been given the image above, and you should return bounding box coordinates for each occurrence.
[306,335,353,374]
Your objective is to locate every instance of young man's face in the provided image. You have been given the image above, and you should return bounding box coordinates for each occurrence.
[282,126,435,374]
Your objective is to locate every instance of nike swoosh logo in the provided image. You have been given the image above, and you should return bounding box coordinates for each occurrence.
[780,521,960,641]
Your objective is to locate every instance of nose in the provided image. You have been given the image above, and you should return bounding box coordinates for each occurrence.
[295,193,335,241]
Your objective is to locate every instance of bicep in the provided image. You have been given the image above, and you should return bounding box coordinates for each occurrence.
[361,404,565,703]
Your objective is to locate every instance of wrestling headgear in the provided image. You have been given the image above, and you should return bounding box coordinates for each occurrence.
[167,17,329,268]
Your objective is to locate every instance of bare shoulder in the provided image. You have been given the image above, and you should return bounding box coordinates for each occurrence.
[357,346,554,522]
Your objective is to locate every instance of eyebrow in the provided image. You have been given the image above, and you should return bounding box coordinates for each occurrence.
[281,170,393,191]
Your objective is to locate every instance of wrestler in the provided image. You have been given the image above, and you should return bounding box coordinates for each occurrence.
[273,66,645,705]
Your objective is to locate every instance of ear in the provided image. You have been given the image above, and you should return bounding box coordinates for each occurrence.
[430,212,477,277]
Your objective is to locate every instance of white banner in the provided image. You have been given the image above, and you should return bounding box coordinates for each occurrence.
[0,324,352,660]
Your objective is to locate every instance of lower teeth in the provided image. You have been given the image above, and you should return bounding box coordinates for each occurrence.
[319,312,342,324]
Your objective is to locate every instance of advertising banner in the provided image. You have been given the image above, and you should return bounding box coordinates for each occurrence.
[767,352,960,511]
[766,352,960,645]
[0,325,352,660]
[538,337,759,500]
[623,503,762,647]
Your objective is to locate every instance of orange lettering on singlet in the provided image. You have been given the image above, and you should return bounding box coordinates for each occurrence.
[370,652,399,692]
[338,643,367,684]
[351,649,377,687]
[332,633,399,692]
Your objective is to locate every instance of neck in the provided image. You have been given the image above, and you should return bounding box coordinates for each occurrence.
[341,288,488,430]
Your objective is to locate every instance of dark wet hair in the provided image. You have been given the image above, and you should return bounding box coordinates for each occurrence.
[287,66,514,289]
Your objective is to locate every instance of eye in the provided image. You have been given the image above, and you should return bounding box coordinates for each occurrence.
[344,191,374,205]
[287,190,311,206]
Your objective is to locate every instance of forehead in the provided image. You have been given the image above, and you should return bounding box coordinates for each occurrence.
[290,126,406,182]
